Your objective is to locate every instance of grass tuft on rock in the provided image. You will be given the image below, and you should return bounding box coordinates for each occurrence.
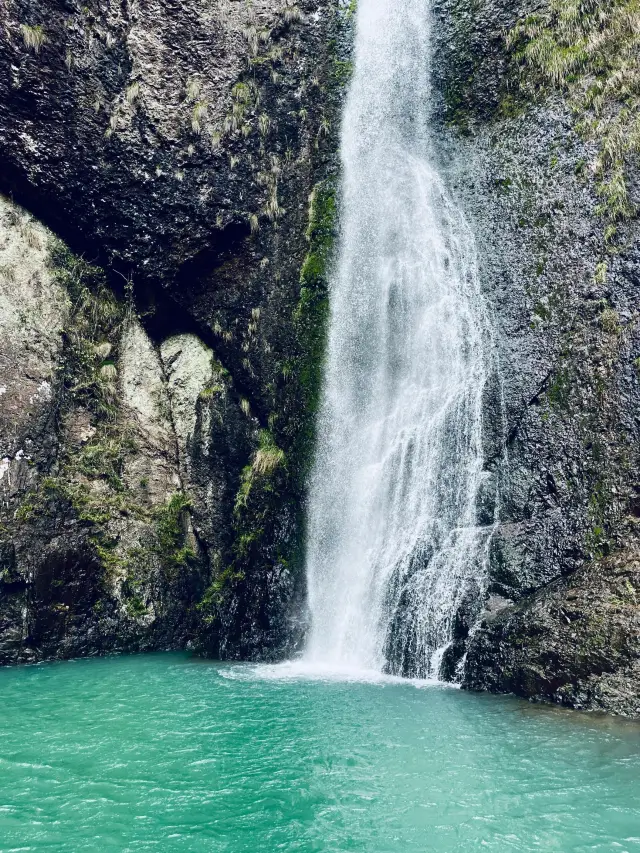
[20,23,46,53]
[507,0,640,221]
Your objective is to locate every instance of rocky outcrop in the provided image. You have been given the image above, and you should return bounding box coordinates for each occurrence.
[0,0,345,663]
[464,548,640,717]
[0,197,68,498]
[0,202,208,662]
[1,0,332,285]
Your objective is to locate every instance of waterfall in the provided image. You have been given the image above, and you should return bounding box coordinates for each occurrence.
[303,0,494,678]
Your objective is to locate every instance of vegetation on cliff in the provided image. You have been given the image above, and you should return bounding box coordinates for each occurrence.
[197,179,338,658]
[5,235,202,657]
[508,0,640,222]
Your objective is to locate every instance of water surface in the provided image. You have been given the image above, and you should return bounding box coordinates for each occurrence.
[1,653,639,852]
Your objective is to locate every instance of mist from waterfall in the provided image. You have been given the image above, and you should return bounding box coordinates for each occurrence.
[303,0,493,678]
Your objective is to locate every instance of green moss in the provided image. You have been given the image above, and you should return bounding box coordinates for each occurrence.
[198,359,231,402]
[585,478,612,559]
[86,491,196,591]
[91,535,129,579]
[40,245,137,572]
[498,92,529,120]
[16,473,138,532]
[198,566,246,623]
[13,243,199,598]
[198,385,221,401]
[533,301,551,321]
[208,181,336,620]
[124,592,148,618]
[594,260,608,285]
[291,180,337,480]
[118,561,151,617]
[153,493,196,580]
[14,502,35,523]
[599,306,620,334]
[547,365,572,409]
[235,431,286,514]
[332,59,353,87]
[49,240,125,421]
[86,491,196,604]
[75,435,135,491]
[198,428,287,631]
[340,0,357,21]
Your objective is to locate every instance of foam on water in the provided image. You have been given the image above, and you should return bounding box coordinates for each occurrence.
[220,659,447,687]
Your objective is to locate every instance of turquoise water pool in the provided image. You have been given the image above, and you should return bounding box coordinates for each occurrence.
[0,652,639,851]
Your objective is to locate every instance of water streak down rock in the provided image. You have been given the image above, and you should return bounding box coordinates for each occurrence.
[304,0,495,678]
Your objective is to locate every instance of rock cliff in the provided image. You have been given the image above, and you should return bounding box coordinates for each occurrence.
[432,0,640,714]
[0,0,345,663]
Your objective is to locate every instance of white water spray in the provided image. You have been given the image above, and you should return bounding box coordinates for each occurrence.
[303,0,494,678]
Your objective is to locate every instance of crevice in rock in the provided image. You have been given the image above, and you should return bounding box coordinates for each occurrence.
[0,176,106,278]
[138,285,268,432]
[505,368,553,446]
[153,338,212,575]
[174,221,252,289]
[0,188,267,432]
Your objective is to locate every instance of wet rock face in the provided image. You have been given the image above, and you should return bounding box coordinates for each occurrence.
[0,0,342,664]
[0,0,328,281]
[433,0,640,714]
[463,551,640,717]
[0,0,341,420]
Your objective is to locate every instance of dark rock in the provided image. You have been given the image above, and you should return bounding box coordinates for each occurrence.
[463,548,640,718]
[0,0,346,664]
[433,0,640,715]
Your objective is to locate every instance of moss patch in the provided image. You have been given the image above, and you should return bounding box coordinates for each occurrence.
[153,492,197,581]
[198,429,287,628]
[197,182,338,652]
[49,240,126,420]
[13,242,198,616]
[291,180,336,480]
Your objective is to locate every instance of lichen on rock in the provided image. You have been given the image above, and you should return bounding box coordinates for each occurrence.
[0,199,207,662]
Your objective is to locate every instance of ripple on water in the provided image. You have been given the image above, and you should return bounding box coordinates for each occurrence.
[0,652,639,853]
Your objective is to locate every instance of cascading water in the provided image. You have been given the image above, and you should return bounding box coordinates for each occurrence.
[303,0,494,678]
